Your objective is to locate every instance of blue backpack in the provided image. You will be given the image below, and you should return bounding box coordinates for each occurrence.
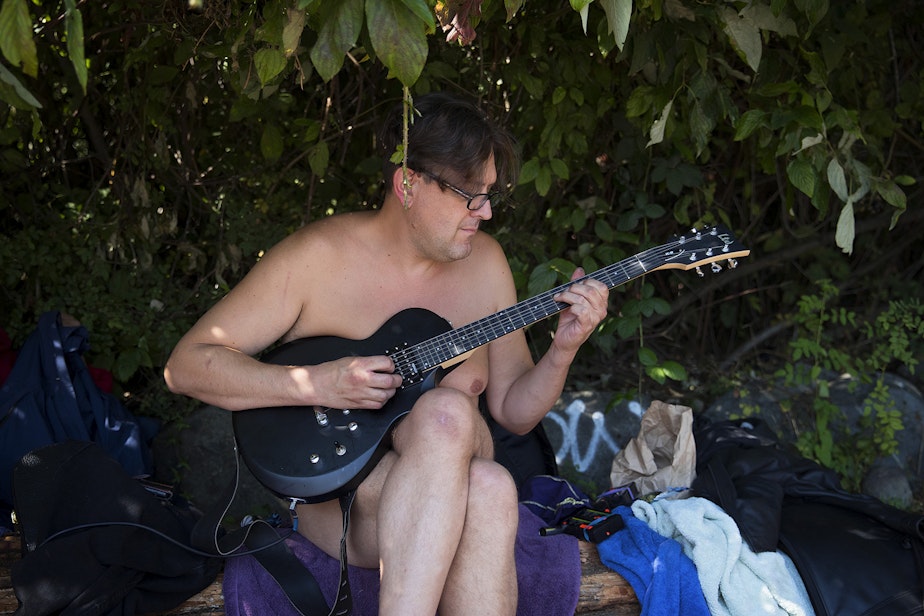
[0,311,156,513]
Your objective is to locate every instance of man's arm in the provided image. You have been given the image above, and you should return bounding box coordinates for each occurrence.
[486,267,609,435]
[164,230,401,411]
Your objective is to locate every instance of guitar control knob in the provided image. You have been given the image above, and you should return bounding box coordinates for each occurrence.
[348,422,358,432]
[309,454,320,464]
[335,443,347,456]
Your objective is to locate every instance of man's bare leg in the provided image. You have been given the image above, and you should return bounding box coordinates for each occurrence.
[438,457,518,616]
[375,388,517,616]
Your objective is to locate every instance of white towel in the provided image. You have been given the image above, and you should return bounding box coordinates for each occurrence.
[631,496,814,616]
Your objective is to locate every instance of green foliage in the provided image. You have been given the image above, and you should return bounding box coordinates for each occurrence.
[776,282,923,490]
[0,0,921,436]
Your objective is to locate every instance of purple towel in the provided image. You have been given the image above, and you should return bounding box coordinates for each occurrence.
[224,503,580,615]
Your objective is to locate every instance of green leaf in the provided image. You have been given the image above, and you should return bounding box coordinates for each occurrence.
[638,346,657,367]
[0,60,41,108]
[733,109,767,141]
[598,0,632,51]
[282,8,306,57]
[309,0,362,81]
[552,86,567,105]
[115,348,141,382]
[594,218,614,243]
[826,158,848,201]
[744,2,796,36]
[519,157,540,184]
[787,157,815,198]
[797,133,824,153]
[550,158,569,179]
[505,0,527,21]
[835,200,855,255]
[657,360,688,382]
[254,47,287,86]
[874,178,907,211]
[690,100,711,156]
[536,165,552,196]
[571,0,592,33]
[616,316,640,339]
[528,261,560,296]
[366,0,431,86]
[720,6,761,72]
[64,0,87,93]
[308,141,329,176]
[646,99,672,147]
[0,0,38,77]
[260,123,284,161]
[625,85,654,119]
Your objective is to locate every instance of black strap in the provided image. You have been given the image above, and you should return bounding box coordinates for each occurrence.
[191,444,355,616]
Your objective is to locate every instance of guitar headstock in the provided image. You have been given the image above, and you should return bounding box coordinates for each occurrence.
[647,225,750,276]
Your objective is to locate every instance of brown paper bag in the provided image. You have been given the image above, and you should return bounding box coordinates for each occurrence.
[609,400,696,495]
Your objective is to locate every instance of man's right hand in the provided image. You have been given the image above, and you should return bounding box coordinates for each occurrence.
[298,355,403,410]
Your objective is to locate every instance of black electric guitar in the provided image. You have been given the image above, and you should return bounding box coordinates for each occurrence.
[232,225,749,503]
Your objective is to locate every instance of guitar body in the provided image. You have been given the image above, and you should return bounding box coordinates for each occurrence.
[232,308,451,503]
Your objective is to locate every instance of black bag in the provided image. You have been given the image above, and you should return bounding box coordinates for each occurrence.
[481,395,558,495]
[778,500,924,616]
[10,440,221,616]
[692,417,924,616]
[0,311,156,511]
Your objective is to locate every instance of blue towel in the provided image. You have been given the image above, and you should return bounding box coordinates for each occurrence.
[631,496,814,616]
[596,506,710,616]
[223,503,580,615]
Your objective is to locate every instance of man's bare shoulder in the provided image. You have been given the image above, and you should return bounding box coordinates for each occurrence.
[469,230,515,283]
[275,211,377,256]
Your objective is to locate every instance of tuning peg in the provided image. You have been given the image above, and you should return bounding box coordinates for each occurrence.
[695,266,705,277]
[711,262,722,273]
[728,258,738,269]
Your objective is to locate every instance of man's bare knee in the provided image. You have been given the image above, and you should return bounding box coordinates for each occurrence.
[396,389,482,451]
[468,459,518,522]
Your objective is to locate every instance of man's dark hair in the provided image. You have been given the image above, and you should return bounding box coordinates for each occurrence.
[379,91,519,192]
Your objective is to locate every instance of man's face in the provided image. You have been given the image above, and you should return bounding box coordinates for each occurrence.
[409,154,497,263]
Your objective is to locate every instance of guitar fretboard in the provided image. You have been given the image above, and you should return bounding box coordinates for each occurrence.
[389,227,740,385]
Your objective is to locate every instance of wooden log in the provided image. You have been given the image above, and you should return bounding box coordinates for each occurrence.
[576,541,640,616]
[0,535,638,615]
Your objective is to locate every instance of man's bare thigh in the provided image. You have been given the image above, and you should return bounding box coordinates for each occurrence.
[293,449,396,568]
[295,396,494,568]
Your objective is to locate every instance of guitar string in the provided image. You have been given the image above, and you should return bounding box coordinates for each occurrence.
[388,230,732,381]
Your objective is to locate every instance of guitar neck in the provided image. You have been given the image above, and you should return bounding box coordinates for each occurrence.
[390,226,745,381]
[400,256,639,374]
[392,237,700,382]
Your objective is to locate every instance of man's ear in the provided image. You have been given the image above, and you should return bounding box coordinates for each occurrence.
[390,167,414,205]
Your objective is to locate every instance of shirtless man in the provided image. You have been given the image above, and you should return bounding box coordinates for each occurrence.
[164,91,609,616]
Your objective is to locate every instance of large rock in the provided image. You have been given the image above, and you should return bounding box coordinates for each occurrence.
[153,405,287,523]
[153,372,923,517]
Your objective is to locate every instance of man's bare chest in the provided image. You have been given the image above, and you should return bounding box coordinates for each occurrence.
[294,265,486,341]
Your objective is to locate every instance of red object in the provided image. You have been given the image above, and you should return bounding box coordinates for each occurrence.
[0,328,15,387]
[0,326,114,393]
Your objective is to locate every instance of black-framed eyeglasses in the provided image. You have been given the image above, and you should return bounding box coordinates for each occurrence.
[421,171,500,211]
